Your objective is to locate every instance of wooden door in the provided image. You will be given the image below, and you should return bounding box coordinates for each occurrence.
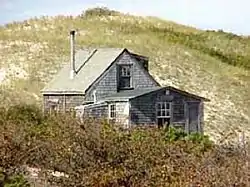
[188,102,199,133]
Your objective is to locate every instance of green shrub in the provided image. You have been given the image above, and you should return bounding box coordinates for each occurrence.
[4,174,30,187]
[5,104,43,125]
[186,132,214,152]
[164,126,188,142]
[0,169,30,187]
[187,132,212,144]
[82,7,119,17]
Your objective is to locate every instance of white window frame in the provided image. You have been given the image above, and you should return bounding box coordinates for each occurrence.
[121,65,131,77]
[165,90,170,95]
[118,64,133,89]
[109,104,116,119]
[156,101,171,118]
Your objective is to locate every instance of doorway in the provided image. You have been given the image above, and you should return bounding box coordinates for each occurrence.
[156,101,171,128]
[188,102,199,133]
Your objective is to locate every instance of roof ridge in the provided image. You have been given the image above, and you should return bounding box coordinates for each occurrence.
[77,47,125,50]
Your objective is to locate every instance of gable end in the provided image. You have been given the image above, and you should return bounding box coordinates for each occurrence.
[84,48,128,93]
[128,52,160,87]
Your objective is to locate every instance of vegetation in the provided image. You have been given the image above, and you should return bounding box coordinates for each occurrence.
[0,169,30,187]
[0,104,249,186]
[0,7,249,140]
[0,7,250,140]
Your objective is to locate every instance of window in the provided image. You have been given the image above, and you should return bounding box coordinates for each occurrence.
[156,101,172,128]
[109,104,116,119]
[165,90,170,95]
[49,104,58,115]
[156,102,171,118]
[118,65,132,89]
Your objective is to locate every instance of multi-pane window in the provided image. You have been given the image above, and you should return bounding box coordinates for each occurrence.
[119,65,132,89]
[109,104,116,119]
[156,102,171,118]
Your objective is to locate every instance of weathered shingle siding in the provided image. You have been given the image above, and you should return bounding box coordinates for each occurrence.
[116,51,159,89]
[170,91,200,130]
[171,92,186,130]
[113,102,130,128]
[130,91,158,126]
[130,88,202,132]
[43,95,62,112]
[85,63,117,102]
[43,94,84,113]
[172,92,185,122]
[85,51,159,102]
[84,104,108,119]
[65,95,84,110]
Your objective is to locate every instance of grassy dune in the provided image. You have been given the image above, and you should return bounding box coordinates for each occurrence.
[0,7,249,141]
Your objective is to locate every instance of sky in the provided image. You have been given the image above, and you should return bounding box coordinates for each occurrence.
[0,0,249,35]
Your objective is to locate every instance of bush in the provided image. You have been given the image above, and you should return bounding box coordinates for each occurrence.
[164,126,187,142]
[0,169,30,187]
[0,104,249,187]
[5,104,43,125]
[82,7,119,17]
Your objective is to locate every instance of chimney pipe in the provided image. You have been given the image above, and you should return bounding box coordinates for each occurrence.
[70,30,76,79]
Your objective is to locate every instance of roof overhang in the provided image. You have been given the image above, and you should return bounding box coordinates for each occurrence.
[166,86,210,102]
[129,52,149,61]
[104,98,130,102]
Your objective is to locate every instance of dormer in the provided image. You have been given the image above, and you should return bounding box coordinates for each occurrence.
[117,64,133,91]
[130,52,149,71]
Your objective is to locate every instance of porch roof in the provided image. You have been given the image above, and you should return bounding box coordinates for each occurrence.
[101,86,210,102]
[102,87,162,102]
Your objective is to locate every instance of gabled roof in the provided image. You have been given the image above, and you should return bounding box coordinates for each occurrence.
[167,86,210,102]
[42,48,125,94]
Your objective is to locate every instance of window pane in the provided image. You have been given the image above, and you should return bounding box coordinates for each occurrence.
[166,103,170,109]
[121,68,125,75]
[123,67,127,75]
[127,67,131,76]
[119,65,132,89]
[161,103,165,109]
[110,104,116,118]
[119,77,131,88]
[157,102,172,117]
[157,103,161,110]
[120,65,131,76]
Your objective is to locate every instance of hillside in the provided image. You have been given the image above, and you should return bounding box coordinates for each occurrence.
[0,7,249,141]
